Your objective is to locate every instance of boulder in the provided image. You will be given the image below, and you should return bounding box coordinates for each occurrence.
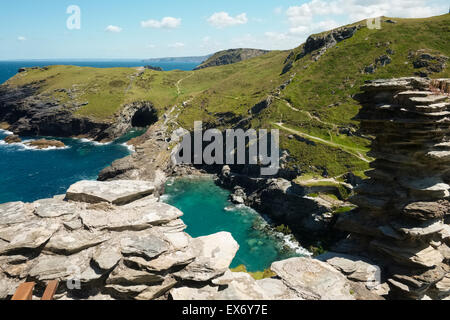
[44,230,109,255]
[212,271,272,300]
[28,248,94,282]
[256,278,302,300]
[34,198,81,218]
[317,252,381,287]
[170,285,219,300]
[106,262,164,286]
[126,249,195,273]
[0,202,35,226]
[3,135,21,144]
[135,277,178,300]
[271,257,355,300]
[26,139,66,149]
[92,241,122,271]
[174,232,239,282]
[120,232,170,260]
[79,202,182,231]
[66,180,155,205]
[370,240,444,268]
[0,220,61,254]
[0,273,21,299]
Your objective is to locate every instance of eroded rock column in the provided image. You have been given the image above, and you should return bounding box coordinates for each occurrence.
[336,77,450,299]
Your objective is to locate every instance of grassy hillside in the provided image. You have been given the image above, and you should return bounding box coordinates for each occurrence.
[3,14,449,178]
[194,48,270,70]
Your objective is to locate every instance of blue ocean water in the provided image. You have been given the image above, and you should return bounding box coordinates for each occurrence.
[0,129,132,204]
[163,177,305,272]
[0,59,196,203]
[0,60,198,84]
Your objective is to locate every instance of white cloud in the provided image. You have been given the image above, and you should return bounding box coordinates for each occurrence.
[265,32,289,41]
[17,36,26,41]
[168,42,185,48]
[146,44,156,49]
[207,12,248,28]
[141,17,181,29]
[267,0,447,44]
[105,25,122,33]
[230,33,263,48]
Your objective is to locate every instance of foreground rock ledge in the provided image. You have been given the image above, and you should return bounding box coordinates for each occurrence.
[0,179,381,300]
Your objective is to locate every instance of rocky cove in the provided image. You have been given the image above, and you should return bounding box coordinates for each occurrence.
[0,77,449,300]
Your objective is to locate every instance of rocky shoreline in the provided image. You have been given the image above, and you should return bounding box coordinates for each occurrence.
[0,179,382,300]
[0,80,158,143]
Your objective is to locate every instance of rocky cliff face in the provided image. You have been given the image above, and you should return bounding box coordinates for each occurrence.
[0,84,110,140]
[0,83,158,142]
[194,49,270,70]
[335,77,450,299]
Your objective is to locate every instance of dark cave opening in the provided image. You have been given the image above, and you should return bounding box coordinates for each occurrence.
[131,107,158,128]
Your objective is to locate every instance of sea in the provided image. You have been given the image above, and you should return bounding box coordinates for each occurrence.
[0,59,197,202]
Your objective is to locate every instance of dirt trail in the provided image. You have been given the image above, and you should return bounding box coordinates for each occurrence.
[273,122,372,163]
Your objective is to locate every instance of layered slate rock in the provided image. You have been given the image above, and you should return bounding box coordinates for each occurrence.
[335,77,450,299]
[271,258,355,300]
[66,180,155,205]
[174,232,240,282]
[0,178,383,300]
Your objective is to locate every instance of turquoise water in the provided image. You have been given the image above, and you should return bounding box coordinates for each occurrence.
[163,177,304,272]
[0,129,132,204]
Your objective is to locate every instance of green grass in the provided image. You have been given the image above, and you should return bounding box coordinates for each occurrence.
[3,14,449,178]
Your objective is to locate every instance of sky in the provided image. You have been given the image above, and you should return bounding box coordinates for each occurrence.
[0,0,448,60]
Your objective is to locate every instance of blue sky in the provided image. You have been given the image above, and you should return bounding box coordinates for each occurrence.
[0,0,448,60]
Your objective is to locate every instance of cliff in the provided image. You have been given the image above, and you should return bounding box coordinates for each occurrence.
[194,48,270,70]
[334,77,450,300]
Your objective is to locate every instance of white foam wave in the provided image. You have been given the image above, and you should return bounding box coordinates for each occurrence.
[121,142,135,152]
[159,194,171,202]
[79,138,112,146]
[0,129,14,135]
[0,139,70,151]
[282,234,313,256]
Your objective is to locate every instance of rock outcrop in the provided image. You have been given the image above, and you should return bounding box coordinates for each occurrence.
[296,25,361,62]
[3,135,21,144]
[194,49,270,70]
[335,77,450,299]
[25,139,66,149]
[0,179,382,300]
[0,83,157,142]
[216,167,350,242]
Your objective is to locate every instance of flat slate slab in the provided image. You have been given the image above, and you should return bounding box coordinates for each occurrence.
[0,202,35,226]
[80,202,183,231]
[65,180,155,205]
[271,257,355,300]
